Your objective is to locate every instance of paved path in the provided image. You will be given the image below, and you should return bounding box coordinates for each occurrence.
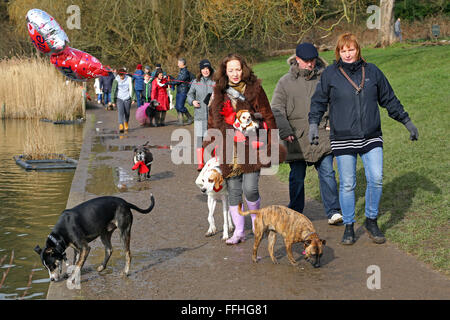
[47,105,449,300]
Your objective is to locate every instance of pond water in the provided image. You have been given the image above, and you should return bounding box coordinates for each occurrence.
[0,119,83,299]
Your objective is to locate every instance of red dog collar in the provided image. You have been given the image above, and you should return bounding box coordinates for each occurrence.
[213,185,223,192]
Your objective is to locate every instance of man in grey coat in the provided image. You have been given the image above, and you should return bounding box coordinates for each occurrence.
[271,43,342,225]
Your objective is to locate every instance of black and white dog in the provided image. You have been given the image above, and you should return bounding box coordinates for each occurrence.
[133,141,153,182]
[34,194,155,284]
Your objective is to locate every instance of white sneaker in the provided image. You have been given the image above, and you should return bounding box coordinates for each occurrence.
[328,213,343,225]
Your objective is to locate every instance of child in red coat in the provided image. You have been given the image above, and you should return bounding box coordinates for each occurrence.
[151,70,170,126]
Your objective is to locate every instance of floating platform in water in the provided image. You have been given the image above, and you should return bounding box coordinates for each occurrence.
[14,154,77,170]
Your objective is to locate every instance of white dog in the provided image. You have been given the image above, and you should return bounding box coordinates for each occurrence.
[195,158,234,240]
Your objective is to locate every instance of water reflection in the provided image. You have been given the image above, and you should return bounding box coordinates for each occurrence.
[0,119,83,299]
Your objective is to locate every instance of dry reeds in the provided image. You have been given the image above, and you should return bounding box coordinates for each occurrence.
[0,57,83,121]
[22,120,61,159]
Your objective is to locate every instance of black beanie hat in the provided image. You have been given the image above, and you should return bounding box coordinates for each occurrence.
[199,59,213,72]
[296,43,318,61]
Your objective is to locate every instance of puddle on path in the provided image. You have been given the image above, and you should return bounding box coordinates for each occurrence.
[92,136,172,154]
[86,165,155,195]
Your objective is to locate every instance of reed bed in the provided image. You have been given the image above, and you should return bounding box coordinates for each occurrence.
[22,119,60,160]
[0,57,83,121]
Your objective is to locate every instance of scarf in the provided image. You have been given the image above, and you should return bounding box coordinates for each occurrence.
[228,81,246,94]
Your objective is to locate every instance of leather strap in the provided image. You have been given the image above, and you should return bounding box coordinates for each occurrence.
[339,65,365,94]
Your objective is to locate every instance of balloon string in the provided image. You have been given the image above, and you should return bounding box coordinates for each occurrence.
[102,65,216,88]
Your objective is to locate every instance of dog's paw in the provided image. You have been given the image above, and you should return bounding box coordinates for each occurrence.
[97,265,105,272]
[252,256,262,263]
[222,234,230,240]
[205,230,217,237]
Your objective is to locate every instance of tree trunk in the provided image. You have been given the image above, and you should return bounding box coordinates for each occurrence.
[376,0,396,47]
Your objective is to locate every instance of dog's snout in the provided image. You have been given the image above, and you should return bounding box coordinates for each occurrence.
[200,188,207,193]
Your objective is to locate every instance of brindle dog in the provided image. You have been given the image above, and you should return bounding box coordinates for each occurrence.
[238,204,326,268]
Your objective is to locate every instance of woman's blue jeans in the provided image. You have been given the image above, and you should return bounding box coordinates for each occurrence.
[336,147,383,225]
[288,154,341,218]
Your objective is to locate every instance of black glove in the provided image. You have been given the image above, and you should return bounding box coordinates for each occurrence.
[308,123,319,145]
[404,120,419,141]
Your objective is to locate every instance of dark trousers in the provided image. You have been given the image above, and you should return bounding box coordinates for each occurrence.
[288,154,341,218]
[175,92,188,113]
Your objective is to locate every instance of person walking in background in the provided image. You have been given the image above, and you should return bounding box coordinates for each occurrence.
[271,43,342,225]
[187,59,215,171]
[168,58,194,126]
[394,18,402,42]
[309,33,419,245]
[100,70,115,110]
[111,68,136,133]
[133,64,145,107]
[94,77,102,105]
[151,69,170,127]
[204,53,284,245]
[144,65,152,76]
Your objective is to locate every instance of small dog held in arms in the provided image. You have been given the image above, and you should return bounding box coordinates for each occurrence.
[238,204,326,268]
[34,194,155,284]
[132,141,153,181]
[195,157,234,240]
[233,109,259,134]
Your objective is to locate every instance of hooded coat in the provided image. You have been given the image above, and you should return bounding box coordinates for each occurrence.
[204,79,286,179]
[271,55,331,163]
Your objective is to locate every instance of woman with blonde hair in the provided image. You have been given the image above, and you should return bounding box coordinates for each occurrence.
[309,33,419,245]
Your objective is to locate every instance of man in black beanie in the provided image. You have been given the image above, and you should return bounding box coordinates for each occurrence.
[271,42,342,225]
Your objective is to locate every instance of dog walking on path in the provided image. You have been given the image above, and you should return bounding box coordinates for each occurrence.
[238,204,325,268]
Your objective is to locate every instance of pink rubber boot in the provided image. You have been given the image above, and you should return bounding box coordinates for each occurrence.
[226,205,245,245]
[246,198,261,232]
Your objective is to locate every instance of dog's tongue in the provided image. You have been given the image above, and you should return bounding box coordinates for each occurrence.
[302,250,306,255]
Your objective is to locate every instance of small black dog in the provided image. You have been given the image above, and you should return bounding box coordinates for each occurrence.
[133,141,153,181]
[145,99,160,127]
[34,193,155,283]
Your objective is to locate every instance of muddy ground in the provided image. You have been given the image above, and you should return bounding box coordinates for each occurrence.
[46,105,449,300]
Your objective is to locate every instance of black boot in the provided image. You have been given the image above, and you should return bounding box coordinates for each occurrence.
[364,218,386,244]
[160,111,166,126]
[155,111,162,127]
[341,223,356,245]
[177,112,184,126]
[184,110,194,125]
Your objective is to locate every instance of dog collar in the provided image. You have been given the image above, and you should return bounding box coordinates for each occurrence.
[48,234,67,258]
[213,185,223,192]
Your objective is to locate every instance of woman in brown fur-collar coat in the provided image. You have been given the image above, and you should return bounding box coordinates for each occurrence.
[204,53,286,245]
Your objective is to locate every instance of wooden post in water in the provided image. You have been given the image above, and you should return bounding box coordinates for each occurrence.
[1,102,5,119]
[82,82,86,118]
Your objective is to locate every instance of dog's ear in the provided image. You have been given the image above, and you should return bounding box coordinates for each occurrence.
[320,239,326,246]
[214,172,223,190]
[304,240,312,247]
[34,245,42,255]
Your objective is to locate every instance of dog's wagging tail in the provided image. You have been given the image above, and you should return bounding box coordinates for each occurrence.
[126,193,155,214]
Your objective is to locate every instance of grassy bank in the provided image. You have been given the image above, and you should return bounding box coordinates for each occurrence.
[0,57,83,121]
[253,43,450,275]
